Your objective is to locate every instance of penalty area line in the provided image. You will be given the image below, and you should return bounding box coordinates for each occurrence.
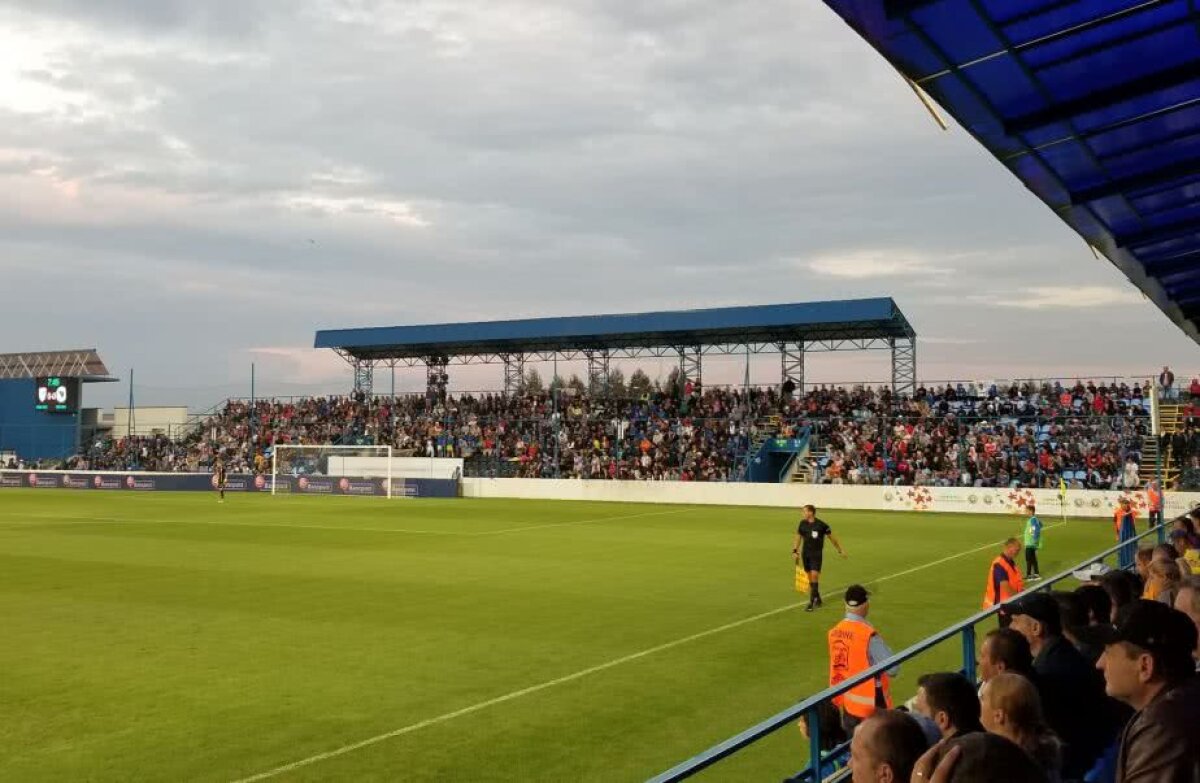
[229,524,1059,782]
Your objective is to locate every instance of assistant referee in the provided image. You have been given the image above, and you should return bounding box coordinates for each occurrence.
[793,504,847,612]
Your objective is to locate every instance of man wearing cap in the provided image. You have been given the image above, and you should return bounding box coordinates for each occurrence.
[1097,600,1200,781]
[828,585,899,734]
[1006,592,1118,779]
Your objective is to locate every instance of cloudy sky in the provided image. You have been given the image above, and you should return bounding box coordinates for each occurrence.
[2,0,1196,409]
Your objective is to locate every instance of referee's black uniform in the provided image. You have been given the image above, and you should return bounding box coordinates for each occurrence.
[796,517,833,610]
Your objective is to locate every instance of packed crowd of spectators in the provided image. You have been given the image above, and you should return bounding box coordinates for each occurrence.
[816,517,1200,782]
[807,380,1152,489]
[45,378,1172,488]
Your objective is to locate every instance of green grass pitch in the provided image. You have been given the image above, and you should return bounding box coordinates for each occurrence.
[0,491,1114,782]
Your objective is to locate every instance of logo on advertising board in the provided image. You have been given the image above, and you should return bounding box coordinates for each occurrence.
[0,473,24,488]
[28,473,38,487]
[125,476,157,491]
[254,475,266,490]
[93,475,122,489]
[29,473,59,488]
[60,474,90,489]
[340,478,380,496]
[296,477,333,493]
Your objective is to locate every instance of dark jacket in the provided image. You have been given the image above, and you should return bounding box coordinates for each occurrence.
[1115,675,1200,783]
[1033,636,1120,779]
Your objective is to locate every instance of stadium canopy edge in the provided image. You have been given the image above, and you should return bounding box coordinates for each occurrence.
[313,298,917,362]
[820,0,1200,346]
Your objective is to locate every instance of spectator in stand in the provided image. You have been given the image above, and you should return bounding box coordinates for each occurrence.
[1159,366,1176,401]
[1099,570,1144,623]
[1174,577,1200,672]
[1051,591,1106,667]
[977,628,1035,685]
[1135,547,1154,584]
[910,732,1049,783]
[912,672,984,740]
[978,672,1063,782]
[1004,593,1117,779]
[846,709,928,783]
[1145,559,1183,607]
[1075,583,1113,628]
[1170,530,1200,577]
[1096,600,1200,782]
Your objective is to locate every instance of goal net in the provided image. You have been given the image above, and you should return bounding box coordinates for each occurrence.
[270,444,396,498]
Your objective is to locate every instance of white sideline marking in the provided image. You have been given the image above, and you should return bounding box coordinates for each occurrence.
[228,522,1064,783]
[0,508,690,537]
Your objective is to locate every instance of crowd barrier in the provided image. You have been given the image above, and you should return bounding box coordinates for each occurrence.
[462,478,1200,518]
[0,470,458,498]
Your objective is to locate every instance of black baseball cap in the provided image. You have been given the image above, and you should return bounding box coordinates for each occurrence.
[845,585,870,608]
[1003,592,1061,633]
[1098,600,1198,667]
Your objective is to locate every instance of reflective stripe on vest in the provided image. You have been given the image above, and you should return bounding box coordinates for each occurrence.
[982,556,1024,608]
[828,618,892,719]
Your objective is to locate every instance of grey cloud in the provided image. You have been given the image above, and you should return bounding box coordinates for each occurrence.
[1,0,1194,412]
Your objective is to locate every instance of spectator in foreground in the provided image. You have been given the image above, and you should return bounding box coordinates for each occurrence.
[977,627,1035,685]
[1170,530,1200,576]
[978,672,1062,782]
[1051,590,1106,667]
[1098,570,1142,623]
[909,732,1049,783]
[1145,559,1183,607]
[1096,600,1200,782]
[1134,547,1154,583]
[1004,592,1114,779]
[1174,577,1200,670]
[913,672,984,740]
[846,709,927,783]
[796,699,849,777]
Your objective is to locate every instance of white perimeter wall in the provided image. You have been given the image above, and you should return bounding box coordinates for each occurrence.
[329,456,463,480]
[462,479,1200,519]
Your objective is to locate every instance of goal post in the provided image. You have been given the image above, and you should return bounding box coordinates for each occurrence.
[270,444,395,498]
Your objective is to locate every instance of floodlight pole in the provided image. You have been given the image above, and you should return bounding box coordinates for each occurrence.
[250,362,256,465]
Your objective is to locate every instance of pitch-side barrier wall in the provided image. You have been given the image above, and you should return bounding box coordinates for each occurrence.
[463,478,1200,519]
[0,470,458,498]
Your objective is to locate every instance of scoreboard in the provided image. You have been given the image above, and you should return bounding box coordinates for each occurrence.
[35,376,80,414]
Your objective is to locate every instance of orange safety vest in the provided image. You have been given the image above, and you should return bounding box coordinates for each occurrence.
[828,618,892,718]
[1147,487,1162,512]
[982,556,1024,608]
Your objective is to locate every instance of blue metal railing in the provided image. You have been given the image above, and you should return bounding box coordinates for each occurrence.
[648,522,1169,783]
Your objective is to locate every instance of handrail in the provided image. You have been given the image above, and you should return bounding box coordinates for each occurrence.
[647,521,1168,783]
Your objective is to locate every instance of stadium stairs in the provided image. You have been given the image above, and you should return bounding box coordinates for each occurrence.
[1141,402,1184,487]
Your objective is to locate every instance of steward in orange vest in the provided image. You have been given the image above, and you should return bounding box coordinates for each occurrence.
[828,585,896,724]
[983,538,1025,609]
[1146,481,1163,529]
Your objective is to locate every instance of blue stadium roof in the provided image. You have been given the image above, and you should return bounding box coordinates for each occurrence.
[822,0,1200,344]
[315,298,915,360]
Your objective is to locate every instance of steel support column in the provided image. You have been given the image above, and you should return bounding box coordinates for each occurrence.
[677,345,702,389]
[585,349,610,396]
[891,337,917,400]
[501,353,526,397]
[425,355,449,405]
[353,359,374,398]
[780,342,805,395]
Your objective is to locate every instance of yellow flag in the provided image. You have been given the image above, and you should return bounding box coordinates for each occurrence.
[795,566,811,594]
[1059,477,1067,498]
